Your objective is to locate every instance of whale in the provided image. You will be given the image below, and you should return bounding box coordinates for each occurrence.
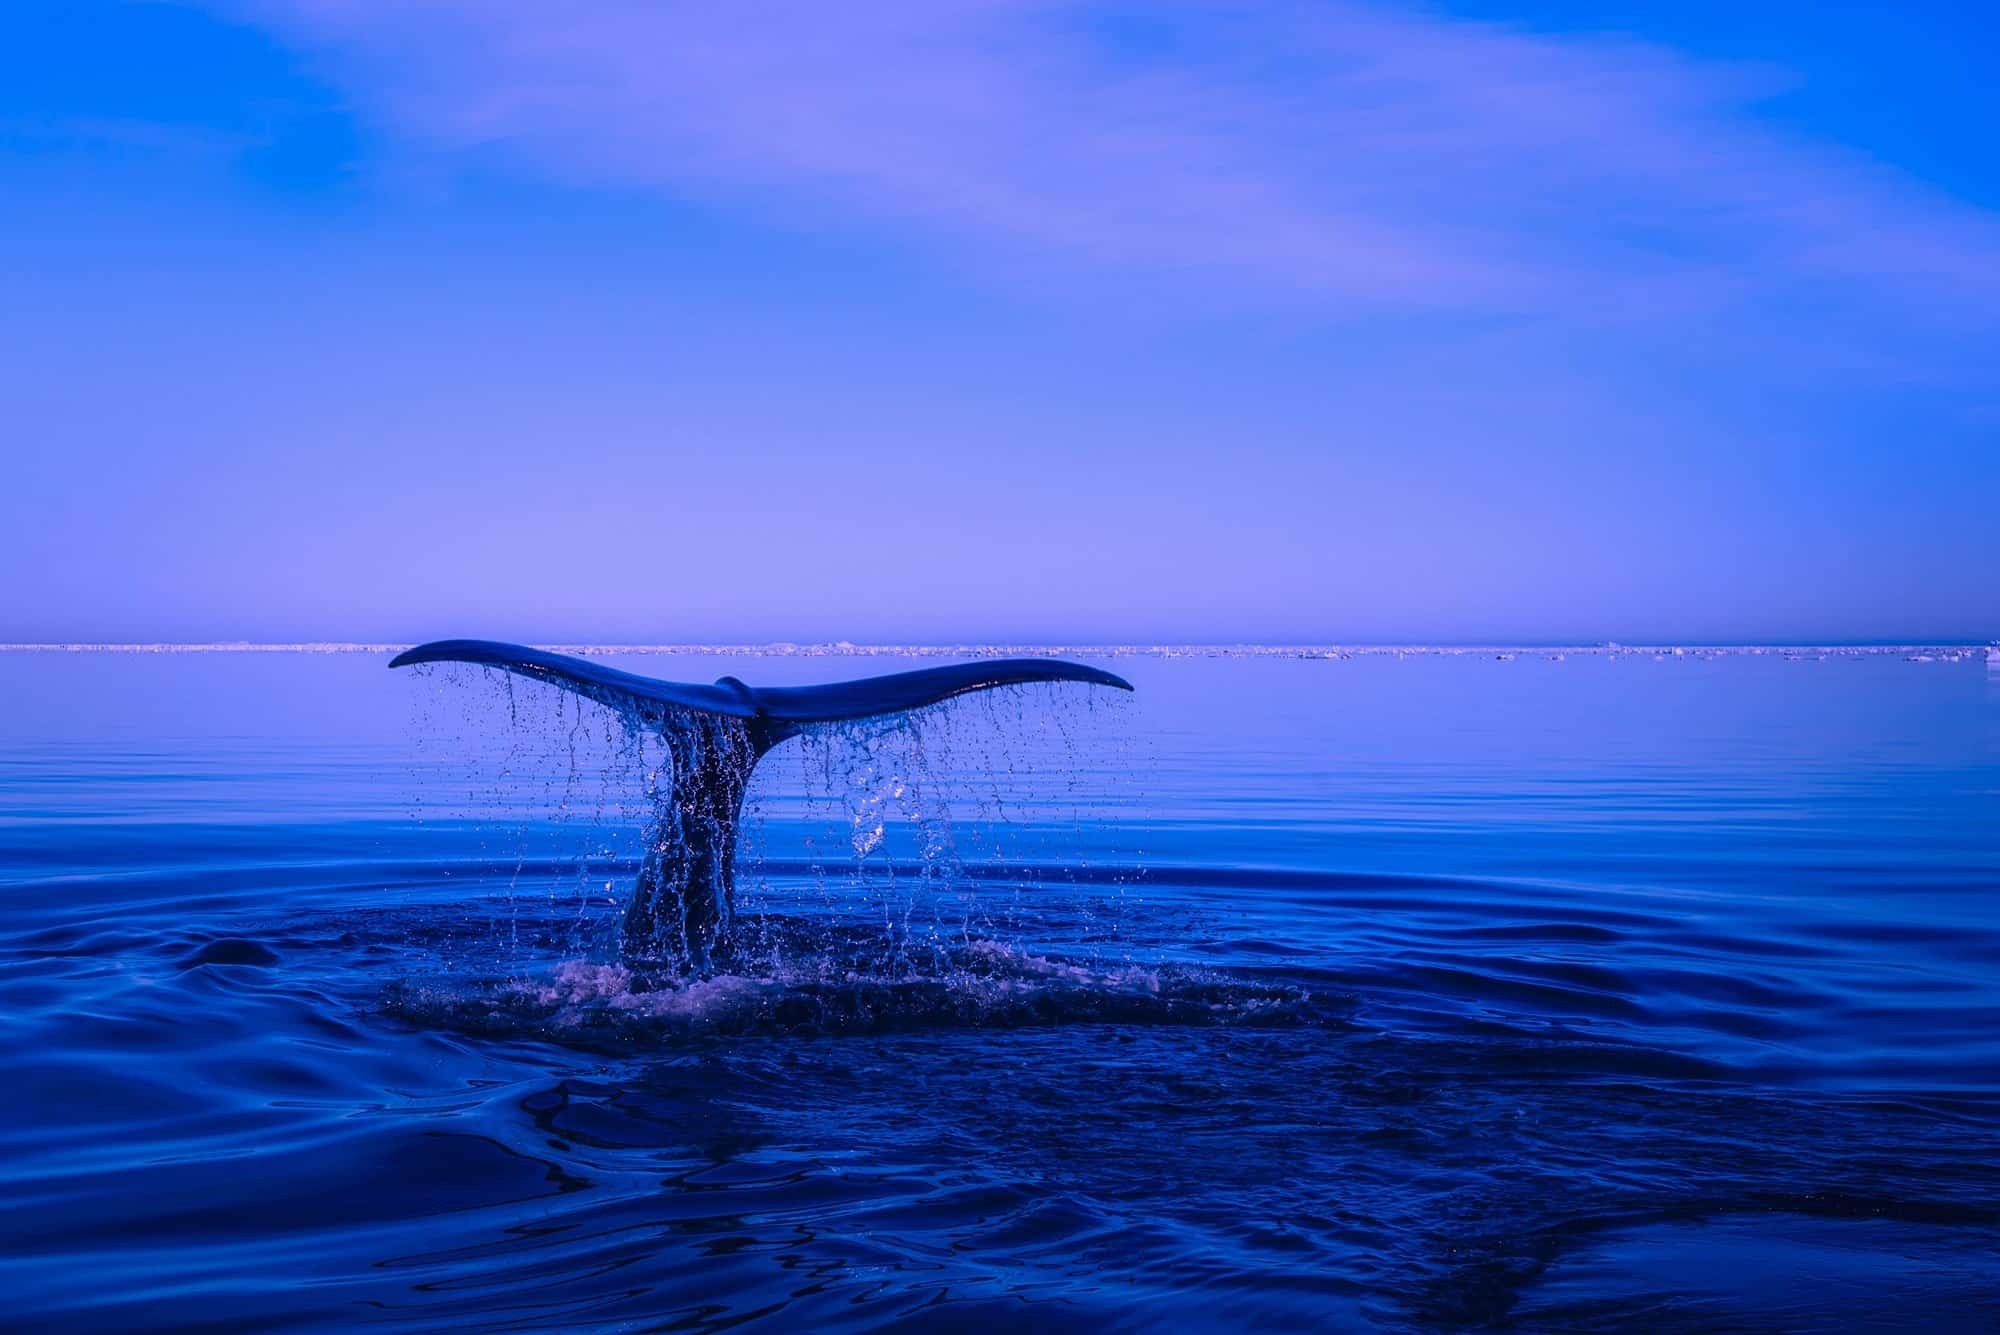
[391,640,1133,968]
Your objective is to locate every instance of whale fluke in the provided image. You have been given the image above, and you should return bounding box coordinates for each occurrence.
[389,639,1131,729]
[391,640,1131,967]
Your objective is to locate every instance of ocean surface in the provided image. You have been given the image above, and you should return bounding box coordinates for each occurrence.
[2,648,1997,1332]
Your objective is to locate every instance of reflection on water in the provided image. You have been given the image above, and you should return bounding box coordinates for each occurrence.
[0,650,1996,1331]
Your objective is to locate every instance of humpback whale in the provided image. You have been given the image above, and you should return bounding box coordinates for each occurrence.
[391,640,1133,969]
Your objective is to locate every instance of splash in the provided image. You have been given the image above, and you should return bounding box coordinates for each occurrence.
[382,940,1347,1047]
[393,642,1134,974]
[404,660,1139,993]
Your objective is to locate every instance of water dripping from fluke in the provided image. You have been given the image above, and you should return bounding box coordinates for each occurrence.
[390,640,1133,973]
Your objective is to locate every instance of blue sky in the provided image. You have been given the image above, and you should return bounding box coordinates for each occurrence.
[3,1,1995,643]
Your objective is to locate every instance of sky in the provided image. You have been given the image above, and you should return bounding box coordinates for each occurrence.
[3,0,1996,645]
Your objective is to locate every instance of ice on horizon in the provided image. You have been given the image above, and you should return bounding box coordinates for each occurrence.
[0,641,1990,665]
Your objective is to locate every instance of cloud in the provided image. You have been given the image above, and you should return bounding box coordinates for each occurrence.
[221,0,2000,324]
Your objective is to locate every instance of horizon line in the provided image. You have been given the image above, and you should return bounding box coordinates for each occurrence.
[0,641,1993,655]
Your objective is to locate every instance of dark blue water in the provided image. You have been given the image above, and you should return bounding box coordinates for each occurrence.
[3,650,1997,1331]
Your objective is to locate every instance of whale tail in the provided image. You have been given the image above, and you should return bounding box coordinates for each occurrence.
[390,640,1132,967]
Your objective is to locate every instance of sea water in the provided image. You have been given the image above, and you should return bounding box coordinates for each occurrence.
[1,648,1995,1330]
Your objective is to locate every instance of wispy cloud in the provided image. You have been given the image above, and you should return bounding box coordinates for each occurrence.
[223,0,2000,323]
